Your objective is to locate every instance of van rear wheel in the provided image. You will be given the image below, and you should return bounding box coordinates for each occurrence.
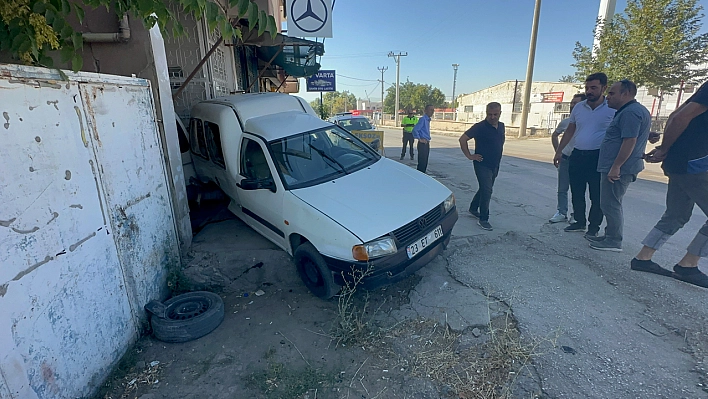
[294,242,338,299]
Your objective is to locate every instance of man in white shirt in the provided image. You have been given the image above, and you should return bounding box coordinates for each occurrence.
[553,73,616,237]
[550,93,586,223]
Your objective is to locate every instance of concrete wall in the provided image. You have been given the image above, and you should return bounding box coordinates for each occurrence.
[0,65,180,398]
[0,5,194,255]
[456,81,582,130]
[67,8,192,255]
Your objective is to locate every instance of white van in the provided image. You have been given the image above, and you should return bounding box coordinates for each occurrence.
[189,93,458,298]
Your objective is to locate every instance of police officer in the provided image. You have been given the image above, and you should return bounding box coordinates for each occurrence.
[401,108,418,160]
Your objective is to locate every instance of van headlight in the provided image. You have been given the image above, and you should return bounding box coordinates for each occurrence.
[443,193,455,213]
[352,237,397,261]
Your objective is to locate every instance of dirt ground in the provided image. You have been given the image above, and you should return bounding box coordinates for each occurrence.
[93,202,544,399]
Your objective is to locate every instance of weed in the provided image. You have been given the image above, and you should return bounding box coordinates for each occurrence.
[244,360,338,399]
[166,265,192,295]
[330,264,383,347]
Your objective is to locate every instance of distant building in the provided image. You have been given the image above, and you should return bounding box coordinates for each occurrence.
[455,81,581,131]
[456,80,700,132]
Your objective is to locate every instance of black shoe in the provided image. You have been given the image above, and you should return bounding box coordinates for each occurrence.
[469,209,480,219]
[564,222,586,232]
[672,265,708,288]
[585,234,605,242]
[589,240,622,252]
[630,258,672,277]
[478,220,493,231]
[400,154,405,160]
[410,155,414,160]
[587,226,600,237]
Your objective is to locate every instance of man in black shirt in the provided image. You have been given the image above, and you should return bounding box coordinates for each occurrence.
[631,80,708,288]
[459,102,505,231]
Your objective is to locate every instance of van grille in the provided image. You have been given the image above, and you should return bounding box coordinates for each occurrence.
[391,204,443,245]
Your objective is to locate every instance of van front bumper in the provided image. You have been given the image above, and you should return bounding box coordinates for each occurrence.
[323,207,458,290]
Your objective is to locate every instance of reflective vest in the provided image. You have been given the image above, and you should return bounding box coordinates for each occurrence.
[402,115,419,133]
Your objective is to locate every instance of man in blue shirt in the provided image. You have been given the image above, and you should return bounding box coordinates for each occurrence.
[587,79,650,252]
[459,102,505,230]
[412,104,434,173]
[631,80,708,288]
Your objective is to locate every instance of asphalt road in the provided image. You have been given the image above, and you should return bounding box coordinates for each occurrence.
[381,127,708,398]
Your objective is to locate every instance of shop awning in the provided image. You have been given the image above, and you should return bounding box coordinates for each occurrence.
[251,34,324,78]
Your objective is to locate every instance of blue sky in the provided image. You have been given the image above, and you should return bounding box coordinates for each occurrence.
[295,0,708,104]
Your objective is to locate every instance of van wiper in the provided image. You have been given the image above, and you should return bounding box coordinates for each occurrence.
[309,144,348,174]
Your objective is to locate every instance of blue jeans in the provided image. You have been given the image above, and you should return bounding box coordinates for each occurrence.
[557,155,570,215]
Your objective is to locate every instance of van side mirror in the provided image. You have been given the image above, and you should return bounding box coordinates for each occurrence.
[237,178,276,193]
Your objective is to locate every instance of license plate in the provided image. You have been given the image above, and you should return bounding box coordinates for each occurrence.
[406,225,444,259]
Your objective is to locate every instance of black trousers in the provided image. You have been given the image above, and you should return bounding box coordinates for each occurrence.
[402,132,414,156]
[417,141,430,173]
[469,163,499,221]
[568,149,603,230]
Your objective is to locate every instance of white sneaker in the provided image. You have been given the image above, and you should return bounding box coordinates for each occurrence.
[549,212,567,223]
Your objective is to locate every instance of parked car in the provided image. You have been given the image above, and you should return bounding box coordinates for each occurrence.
[327,112,376,131]
[189,93,458,298]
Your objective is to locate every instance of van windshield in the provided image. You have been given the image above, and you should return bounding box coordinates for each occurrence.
[269,125,380,189]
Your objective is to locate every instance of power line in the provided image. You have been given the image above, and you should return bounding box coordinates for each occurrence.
[338,74,379,82]
[338,82,380,87]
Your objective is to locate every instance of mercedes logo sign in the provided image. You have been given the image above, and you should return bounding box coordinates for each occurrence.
[291,0,328,33]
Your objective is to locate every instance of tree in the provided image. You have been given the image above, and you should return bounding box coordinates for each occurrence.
[559,75,578,83]
[309,91,356,118]
[571,0,708,93]
[0,0,277,72]
[383,80,446,114]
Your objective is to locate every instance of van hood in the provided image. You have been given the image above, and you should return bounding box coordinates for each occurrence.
[291,159,452,243]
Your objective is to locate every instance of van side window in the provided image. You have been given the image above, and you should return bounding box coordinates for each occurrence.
[205,122,225,168]
[189,118,208,160]
[240,138,272,181]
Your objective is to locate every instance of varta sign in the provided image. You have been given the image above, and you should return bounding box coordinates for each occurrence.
[306,70,336,92]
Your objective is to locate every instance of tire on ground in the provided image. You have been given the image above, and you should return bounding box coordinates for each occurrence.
[149,291,224,343]
[294,242,339,299]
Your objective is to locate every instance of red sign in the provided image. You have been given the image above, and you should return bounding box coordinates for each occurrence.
[541,92,564,103]
[350,110,361,116]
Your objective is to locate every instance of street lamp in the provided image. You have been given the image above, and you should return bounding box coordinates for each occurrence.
[451,64,459,120]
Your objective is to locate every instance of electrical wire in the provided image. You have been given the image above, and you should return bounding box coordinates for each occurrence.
[338,74,379,82]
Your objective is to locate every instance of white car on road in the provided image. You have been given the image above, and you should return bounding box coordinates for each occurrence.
[189,93,458,298]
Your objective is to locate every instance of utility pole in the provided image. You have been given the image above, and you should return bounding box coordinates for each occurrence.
[388,51,407,127]
[378,66,388,122]
[592,0,618,57]
[451,63,459,120]
[519,0,542,138]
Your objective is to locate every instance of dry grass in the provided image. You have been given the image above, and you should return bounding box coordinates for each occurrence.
[101,360,162,399]
[368,293,559,399]
[329,264,383,347]
[324,268,558,398]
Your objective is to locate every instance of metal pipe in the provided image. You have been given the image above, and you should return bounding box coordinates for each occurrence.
[82,14,131,43]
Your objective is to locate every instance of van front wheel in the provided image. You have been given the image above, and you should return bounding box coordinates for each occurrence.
[294,242,338,299]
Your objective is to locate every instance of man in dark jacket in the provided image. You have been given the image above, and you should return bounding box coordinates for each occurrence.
[459,102,505,231]
[631,80,708,288]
